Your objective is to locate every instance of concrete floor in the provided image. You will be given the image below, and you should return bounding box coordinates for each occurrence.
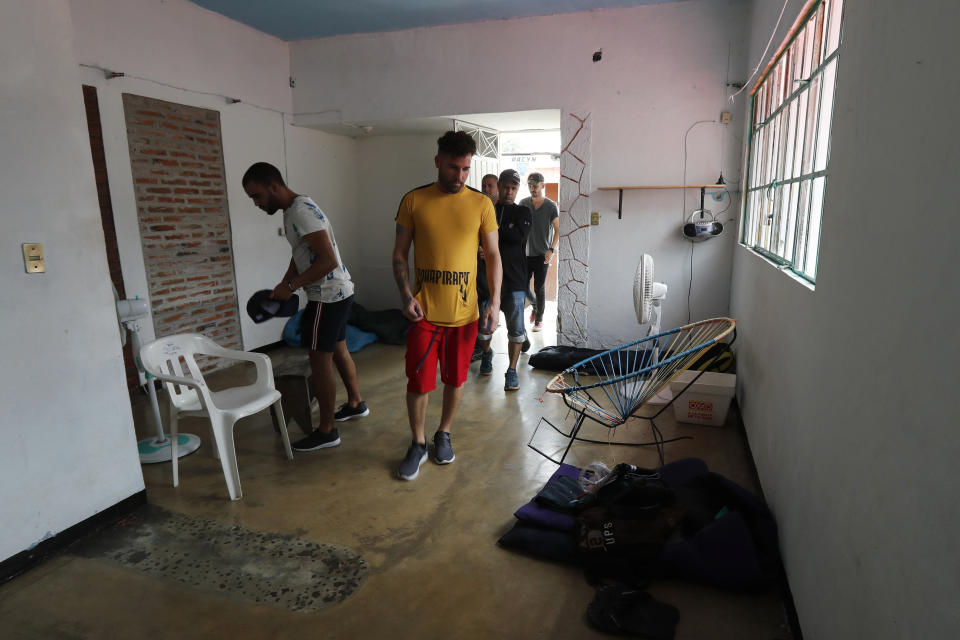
[0,310,794,639]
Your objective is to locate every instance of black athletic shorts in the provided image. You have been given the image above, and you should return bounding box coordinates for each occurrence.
[300,295,354,352]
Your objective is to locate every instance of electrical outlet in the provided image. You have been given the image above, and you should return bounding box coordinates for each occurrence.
[591,211,600,225]
[22,243,45,273]
[720,111,732,124]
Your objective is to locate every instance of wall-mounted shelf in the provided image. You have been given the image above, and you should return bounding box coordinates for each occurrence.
[598,184,726,218]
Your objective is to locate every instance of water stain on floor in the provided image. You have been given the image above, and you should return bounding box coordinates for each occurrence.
[71,505,367,613]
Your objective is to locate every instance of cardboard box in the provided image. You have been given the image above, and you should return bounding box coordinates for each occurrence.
[669,370,736,426]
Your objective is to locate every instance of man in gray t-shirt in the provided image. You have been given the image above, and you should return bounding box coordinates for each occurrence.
[518,172,559,331]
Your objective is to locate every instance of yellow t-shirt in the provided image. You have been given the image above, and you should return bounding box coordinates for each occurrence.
[395,183,498,327]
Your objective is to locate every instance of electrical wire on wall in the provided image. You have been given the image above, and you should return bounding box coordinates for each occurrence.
[682,32,749,325]
[681,119,715,325]
[78,63,343,205]
[728,0,792,104]
[79,64,286,115]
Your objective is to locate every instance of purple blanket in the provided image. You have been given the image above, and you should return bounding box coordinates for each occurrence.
[513,464,581,531]
[513,458,711,532]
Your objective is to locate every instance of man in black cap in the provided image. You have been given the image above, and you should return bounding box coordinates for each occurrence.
[242,162,368,453]
[477,169,532,390]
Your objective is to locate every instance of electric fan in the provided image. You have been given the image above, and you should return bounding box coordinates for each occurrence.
[633,254,668,336]
[633,254,672,404]
[114,285,201,464]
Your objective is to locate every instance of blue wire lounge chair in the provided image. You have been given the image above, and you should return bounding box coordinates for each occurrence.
[529,317,737,465]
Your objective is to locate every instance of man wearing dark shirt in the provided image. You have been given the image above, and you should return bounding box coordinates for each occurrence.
[473,174,499,362]
[477,169,532,390]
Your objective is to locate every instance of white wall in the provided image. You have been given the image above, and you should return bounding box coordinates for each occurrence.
[0,0,144,562]
[285,124,361,297]
[730,0,960,637]
[71,2,360,350]
[291,0,750,344]
[70,0,291,114]
[354,134,440,310]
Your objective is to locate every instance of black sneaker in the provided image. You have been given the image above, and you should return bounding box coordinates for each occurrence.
[521,337,531,353]
[334,401,370,422]
[433,431,455,464]
[292,428,340,451]
[397,442,428,481]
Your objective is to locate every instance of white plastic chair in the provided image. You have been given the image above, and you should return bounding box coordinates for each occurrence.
[139,333,293,500]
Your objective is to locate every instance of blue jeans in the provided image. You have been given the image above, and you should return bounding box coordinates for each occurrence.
[478,290,527,343]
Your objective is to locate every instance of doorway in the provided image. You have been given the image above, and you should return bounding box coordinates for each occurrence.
[499,129,562,322]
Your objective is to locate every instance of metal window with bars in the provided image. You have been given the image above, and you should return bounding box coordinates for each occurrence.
[741,0,844,284]
[455,120,500,190]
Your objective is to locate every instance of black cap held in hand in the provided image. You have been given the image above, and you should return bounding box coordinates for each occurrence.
[246,289,300,324]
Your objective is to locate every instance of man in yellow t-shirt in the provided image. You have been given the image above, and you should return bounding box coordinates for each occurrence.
[392,131,502,481]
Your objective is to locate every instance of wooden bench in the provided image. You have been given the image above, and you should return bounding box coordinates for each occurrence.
[269,354,316,436]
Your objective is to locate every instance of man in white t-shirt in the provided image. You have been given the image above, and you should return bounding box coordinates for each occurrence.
[242,162,368,452]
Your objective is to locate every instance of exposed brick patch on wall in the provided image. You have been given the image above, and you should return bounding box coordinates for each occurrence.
[83,85,140,394]
[122,94,241,361]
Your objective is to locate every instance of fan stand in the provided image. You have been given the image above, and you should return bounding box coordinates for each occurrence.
[642,297,674,406]
[126,319,201,464]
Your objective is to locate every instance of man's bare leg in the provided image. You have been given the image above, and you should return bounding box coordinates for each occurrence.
[333,340,363,406]
[507,341,522,370]
[406,391,429,444]
[437,384,465,433]
[309,350,336,434]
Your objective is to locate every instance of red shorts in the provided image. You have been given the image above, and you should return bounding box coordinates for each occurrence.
[405,319,478,393]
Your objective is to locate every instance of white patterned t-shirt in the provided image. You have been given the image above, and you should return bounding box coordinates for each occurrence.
[283,196,354,303]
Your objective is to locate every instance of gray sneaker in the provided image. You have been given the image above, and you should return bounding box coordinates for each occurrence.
[433,431,455,464]
[397,442,428,481]
[479,349,494,375]
[504,368,519,391]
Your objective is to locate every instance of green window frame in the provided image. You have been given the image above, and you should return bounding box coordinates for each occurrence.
[741,0,844,284]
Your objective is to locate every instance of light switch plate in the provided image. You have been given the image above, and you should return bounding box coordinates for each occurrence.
[22,243,45,273]
[591,211,600,225]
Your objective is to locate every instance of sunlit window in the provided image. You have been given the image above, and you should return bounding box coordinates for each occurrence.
[741,0,844,284]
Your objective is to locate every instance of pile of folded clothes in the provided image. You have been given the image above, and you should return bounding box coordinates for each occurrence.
[497,458,781,638]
